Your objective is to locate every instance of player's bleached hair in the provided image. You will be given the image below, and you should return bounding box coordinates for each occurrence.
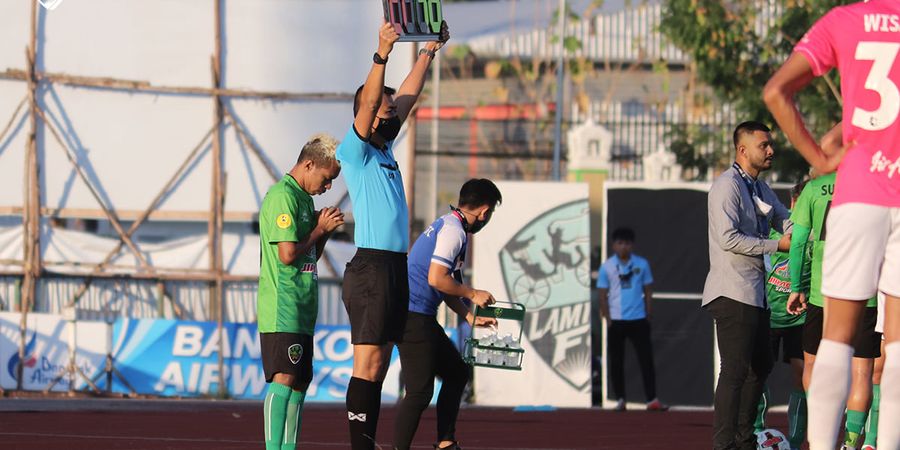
[297,133,339,166]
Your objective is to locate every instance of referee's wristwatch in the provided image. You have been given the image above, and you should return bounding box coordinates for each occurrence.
[373,52,388,65]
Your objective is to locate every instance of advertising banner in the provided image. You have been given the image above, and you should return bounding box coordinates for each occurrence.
[0,312,106,392]
[107,320,404,402]
[472,182,591,407]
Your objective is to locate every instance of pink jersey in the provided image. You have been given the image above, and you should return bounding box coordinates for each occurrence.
[794,0,900,207]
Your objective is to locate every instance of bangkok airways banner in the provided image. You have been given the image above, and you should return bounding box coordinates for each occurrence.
[106,319,405,402]
[0,312,106,392]
[472,182,591,408]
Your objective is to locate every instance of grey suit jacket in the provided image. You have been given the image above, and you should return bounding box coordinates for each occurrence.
[702,167,791,309]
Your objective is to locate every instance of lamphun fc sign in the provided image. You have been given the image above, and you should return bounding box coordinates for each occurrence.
[383,0,444,42]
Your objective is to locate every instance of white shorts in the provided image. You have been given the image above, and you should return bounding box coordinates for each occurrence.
[876,291,885,335]
[821,203,900,301]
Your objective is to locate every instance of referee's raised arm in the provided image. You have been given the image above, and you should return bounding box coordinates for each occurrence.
[353,22,398,141]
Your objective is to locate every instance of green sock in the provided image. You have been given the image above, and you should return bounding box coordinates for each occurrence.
[264,382,292,450]
[844,409,867,448]
[754,385,770,433]
[863,384,880,447]
[281,390,306,450]
[787,389,807,449]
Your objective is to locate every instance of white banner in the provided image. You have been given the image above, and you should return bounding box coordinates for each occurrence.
[472,182,591,408]
[0,0,414,215]
[0,312,107,391]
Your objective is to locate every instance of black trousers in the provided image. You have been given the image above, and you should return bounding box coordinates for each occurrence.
[393,312,469,449]
[607,318,657,402]
[706,297,774,450]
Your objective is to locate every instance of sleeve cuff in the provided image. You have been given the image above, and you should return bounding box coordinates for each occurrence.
[764,239,779,254]
[352,124,369,143]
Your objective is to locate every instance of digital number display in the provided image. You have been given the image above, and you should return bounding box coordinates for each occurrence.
[383,0,443,42]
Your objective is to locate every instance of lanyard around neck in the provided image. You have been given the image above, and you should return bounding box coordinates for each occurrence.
[732,162,768,238]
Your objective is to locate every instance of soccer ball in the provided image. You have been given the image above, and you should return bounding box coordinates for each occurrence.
[756,429,790,450]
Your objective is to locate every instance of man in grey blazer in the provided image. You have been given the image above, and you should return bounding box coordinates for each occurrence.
[704,121,792,450]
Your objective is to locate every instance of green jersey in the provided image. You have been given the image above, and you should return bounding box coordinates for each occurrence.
[766,230,808,328]
[257,174,318,334]
[790,173,876,308]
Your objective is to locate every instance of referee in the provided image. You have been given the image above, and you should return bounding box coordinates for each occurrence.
[337,21,449,450]
[703,121,792,450]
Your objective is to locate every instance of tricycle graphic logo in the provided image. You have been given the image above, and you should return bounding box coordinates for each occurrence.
[499,200,592,390]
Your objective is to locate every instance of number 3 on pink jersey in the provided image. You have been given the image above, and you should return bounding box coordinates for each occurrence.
[853,42,900,131]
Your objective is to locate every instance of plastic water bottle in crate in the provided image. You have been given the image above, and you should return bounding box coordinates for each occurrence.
[463,302,526,371]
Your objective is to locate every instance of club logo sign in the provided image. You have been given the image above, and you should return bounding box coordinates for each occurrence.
[499,200,592,390]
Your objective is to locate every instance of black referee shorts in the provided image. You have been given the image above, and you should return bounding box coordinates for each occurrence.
[342,248,409,345]
[802,304,881,358]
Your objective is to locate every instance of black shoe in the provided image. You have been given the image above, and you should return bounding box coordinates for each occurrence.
[434,442,462,450]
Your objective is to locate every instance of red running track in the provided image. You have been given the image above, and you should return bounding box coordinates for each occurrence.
[0,399,792,449]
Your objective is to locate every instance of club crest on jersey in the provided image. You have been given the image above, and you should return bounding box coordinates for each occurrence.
[288,344,303,365]
[276,214,292,229]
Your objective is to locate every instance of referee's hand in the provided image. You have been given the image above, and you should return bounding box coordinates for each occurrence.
[786,292,807,315]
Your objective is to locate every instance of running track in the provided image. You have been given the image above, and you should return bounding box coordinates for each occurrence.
[0,398,792,449]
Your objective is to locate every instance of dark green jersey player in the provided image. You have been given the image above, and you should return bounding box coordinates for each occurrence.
[788,171,880,450]
[257,134,344,450]
[767,229,810,329]
[755,184,811,448]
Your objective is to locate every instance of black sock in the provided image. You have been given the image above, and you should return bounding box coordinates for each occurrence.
[346,377,383,450]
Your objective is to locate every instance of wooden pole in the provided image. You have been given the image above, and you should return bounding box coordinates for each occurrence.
[0,68,352,102]
[223,107,279,183]
[64,124,216,308]
[0,97,27,146]
[18,0,40,391]
[211,0,227,398]
[33,105,152,270]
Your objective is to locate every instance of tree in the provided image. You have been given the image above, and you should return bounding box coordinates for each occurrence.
[659,0,848,182]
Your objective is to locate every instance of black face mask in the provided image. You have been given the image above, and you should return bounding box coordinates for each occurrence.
[374,116,402,142]
[450,205,488,234]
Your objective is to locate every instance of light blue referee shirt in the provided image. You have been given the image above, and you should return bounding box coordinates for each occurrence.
[407,212,468,316]
[336,125,409,252]
[596,254,653,321]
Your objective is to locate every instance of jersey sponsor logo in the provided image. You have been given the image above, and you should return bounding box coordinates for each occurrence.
[348,412,367,422]
[288,344,303,365]
[871,150,900,178]
[276,214,292,229]
[773,259,790,277]
[301,263,317,274]
[767,276,791,293]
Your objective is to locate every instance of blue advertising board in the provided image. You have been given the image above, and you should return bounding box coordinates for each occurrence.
[104,319,453,402]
